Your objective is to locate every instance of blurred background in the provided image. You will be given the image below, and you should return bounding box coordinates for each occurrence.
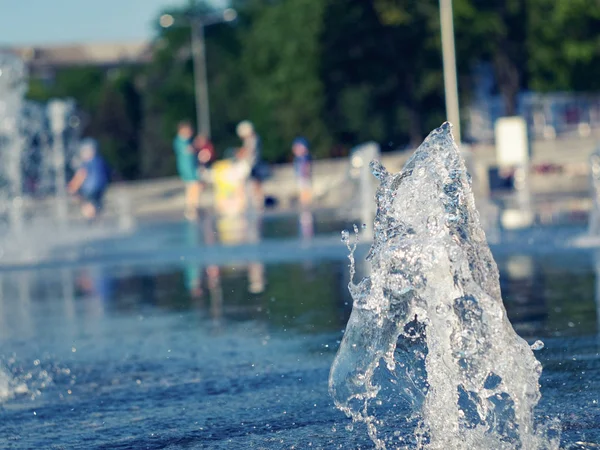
[2,0,599,178]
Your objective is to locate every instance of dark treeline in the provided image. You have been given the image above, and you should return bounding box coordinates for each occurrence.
[27,0,600,180]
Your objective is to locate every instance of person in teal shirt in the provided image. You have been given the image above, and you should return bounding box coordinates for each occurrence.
[173,120,201,220]
[174,120,197,181]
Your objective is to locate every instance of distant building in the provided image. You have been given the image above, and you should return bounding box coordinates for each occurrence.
[0,41,153,82]
[466,62,600,143]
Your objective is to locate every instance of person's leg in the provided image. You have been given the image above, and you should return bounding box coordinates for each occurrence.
[252,179,264,211]
[79,191,99,219]
[298,178,312,207]
[82,201,97,219]
[300,189,312,206]
[184,183,193,219]
[248,262,265,294]
[185,182,200,219]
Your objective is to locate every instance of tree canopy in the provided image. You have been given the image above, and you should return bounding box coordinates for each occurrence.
[26,0,600,179]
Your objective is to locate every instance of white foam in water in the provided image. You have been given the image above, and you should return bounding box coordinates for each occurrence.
[0,368,11,401]
[0,366,28,402]
[330,123,559,449]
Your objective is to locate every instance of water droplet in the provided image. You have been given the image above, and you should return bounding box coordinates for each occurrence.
[426,215,439,233]
[345,423,354,432]
[341,230,350,243]
[370,160,388,180]
[530,340,544,351]
[448,246,461,262]
[445,214,458,227]
[435,303,450,316]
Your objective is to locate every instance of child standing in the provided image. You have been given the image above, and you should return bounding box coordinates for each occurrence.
[292,137,312,207]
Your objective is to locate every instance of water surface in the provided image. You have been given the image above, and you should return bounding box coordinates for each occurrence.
[0,246,598,448]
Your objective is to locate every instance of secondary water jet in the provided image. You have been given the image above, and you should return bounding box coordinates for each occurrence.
[330,123,559,449]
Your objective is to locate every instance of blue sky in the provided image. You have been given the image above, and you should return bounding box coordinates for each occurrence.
[0,0,226,46]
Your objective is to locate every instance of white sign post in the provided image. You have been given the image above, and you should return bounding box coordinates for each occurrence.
[495,116,529,167]
[495,116,532,229]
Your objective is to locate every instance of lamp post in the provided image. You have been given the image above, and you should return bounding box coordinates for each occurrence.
[438,1,494,202]
[439,0,461,143]
[160,7,237,138]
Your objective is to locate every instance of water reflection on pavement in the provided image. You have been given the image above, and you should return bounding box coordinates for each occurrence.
[0,214,599,447]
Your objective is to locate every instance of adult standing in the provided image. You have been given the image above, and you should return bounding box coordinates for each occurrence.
[236,120,266,211]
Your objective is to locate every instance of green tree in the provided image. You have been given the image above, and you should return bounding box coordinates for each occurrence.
[27,66,106,111]
[321,0,445,147]
[454,0,528,116]
[90,72,143,179]
[242,0,331,160]
[528,0,600,92]
[139,8,196,177]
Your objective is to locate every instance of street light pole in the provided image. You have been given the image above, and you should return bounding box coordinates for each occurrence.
[439,0,461,143]
[161,7,237,140]
[190,19,211,138]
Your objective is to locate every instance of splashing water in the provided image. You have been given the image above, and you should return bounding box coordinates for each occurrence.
[329,123,559,449]
[0,366,28,403]
[0,368,11,401]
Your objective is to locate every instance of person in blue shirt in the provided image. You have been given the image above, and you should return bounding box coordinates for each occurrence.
[292,136,312,206]
[173,120,201,220]
[68,138,110,219]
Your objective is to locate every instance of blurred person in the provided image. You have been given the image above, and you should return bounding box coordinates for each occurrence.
[201,213,223,318]
[183,213,224,310]
[67,138,110,220]
[173,120,201,220]
[236,120,267,210]
[292,136,313,206]
[212,148,249,216]
[184,221,203,299]
[77,266,114,304]
[193,134,216,186]
[299,210,314,240]
[214,210,266,294]
[248,262,265,294]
